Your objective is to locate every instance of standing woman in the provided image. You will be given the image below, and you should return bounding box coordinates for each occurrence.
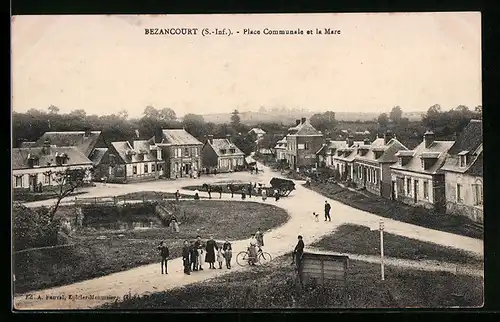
[223,239,232,269]
[205,235,218,269]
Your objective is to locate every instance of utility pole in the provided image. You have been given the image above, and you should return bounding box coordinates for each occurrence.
[380,219,385,281]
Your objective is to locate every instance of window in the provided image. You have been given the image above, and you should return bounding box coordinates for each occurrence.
[399,158,403,166]
[396,177,404,195]
[230,149,235,154]
[459,155,467,167]
[133,165,137,175]
[406,178,411,196]
[157,164,162,171]
[157,149,162,160]
[421,159,425,169]
[304,143,309,150]
[15,176,23,188]
[298,144,305,150]
[151,163,155,172]
[473,183,483,206]
[221,149,226,154]
[44,174,50,184]
[184,148,189,157]
[456,184,463,203]
[423,180,429,199]
[144,164,148,173]
[28,158,39,167]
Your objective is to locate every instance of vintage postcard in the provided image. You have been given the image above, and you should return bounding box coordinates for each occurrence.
[11,13,483,310]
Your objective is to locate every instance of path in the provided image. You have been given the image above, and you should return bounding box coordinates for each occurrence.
[13,163,484,310]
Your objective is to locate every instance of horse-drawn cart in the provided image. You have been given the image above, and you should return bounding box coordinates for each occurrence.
[269,177,296,197]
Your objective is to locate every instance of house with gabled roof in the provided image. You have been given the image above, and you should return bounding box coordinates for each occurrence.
[352,130,408,198]
[34,129,107,164]
[440,119,483,223]
[285,117,324,169]
[274,137,288,161]
[12,140,94,191]
[390,131,454,211]
[201,134,245,172]
[150,128,204,179]
[331,135,364,180]
[316,139,351,168]
[94,138,160,183]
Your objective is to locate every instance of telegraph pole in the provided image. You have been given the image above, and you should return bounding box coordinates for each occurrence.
[380,219,385,281]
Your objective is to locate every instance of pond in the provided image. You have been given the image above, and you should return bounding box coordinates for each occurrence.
[85,220,161,231]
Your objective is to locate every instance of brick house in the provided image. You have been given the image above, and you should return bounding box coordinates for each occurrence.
[94,139,161,183]
[151,129,204,179]
[285,117,324,169]
[440,119,483,223]
[201,134,245,172]
[352,131,408,198]
[390,131,454,212]
[12,140,94,191]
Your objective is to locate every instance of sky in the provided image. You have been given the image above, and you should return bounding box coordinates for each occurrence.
[11,13,482,118]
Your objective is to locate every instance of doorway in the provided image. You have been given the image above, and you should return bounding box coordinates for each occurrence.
[29,175,38,192]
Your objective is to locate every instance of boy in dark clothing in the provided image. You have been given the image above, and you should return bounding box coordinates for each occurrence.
[174,190,181,201]
[157,241,170,274]
[182,240,191,275]
[292,235,305,270]
[324,201,331,221]
[190,241,198,271]
[222,240,232,269]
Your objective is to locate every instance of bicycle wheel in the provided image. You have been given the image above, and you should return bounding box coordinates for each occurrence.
[258,252,272,265]
[236,251,250,267]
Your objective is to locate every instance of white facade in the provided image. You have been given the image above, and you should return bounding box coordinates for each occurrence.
[12,164,93,189]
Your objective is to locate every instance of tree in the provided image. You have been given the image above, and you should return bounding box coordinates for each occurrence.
[230,109,241,127]
[474,105,482,113]
[48,105,60,114]
[389,106,403,123]
[159,108,177,122]
[455,105,470,114]
[144,105,160,119]
[310,111,337,135]
[69,109,87,118]
[47,168,90,220]
[182,113,207,139]
[117,109,129,120]
[377,113,389,129]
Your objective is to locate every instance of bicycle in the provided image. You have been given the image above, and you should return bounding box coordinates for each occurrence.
[236,247,272,267]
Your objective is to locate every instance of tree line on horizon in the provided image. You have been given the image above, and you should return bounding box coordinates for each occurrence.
[12,104,482,154]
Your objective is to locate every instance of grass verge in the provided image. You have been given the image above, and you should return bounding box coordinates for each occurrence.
[102,255,483,309]
[304,182,483,240]
[312,224,482,266]
[13,190,88,202]
[13,200,289,294]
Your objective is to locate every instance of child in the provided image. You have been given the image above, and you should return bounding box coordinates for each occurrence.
[216,245,224,269]
[313,212,319,222]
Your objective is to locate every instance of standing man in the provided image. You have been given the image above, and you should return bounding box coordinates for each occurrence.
[324,201,331,222]
[182,240,191,275]
[157,241,170,274]
[223,239,232,269]
[190,240,198,271]
[292,235,305,271]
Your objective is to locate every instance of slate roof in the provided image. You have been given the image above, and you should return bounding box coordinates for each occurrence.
[467,152,483,177]
[207,139,245,157]
[287,120,323,136]
[89,148,108,165]
[249,128,266,135]
[35,131,102,157]
[12,146,93,170]
[316,140,348,155]
[390,140,455,175]
[355,138,408,164]
[274,137,287,150]
[441,119,483,174]
[157,129,203,146]
[110,140,157,164]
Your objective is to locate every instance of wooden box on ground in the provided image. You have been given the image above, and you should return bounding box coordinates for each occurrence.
[299,252,349,286]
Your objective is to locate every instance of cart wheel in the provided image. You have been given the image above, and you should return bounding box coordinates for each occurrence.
[236,251,250,267]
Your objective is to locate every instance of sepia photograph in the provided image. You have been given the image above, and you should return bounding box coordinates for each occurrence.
[11,12,483,310]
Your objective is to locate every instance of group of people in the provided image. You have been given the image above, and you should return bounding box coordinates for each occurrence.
[181,235,233,275]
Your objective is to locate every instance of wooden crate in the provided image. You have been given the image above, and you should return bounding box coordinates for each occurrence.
[299,252,349,287]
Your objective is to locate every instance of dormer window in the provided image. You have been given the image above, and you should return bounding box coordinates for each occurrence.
[221,149,226,154]
[55,153,68,166]
[230,148,235,154]
[374,151,383,159]
[458,151,469,168]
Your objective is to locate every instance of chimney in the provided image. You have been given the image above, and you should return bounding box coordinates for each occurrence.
[154,128,163,144]
[42,139,51,155]
[301,117,306,124]
[347,135,354,147]
[226,134,232,143]
[424,131,435,148]
[208,135,214,144]
[84,128,91,137]
[384,130,394,145]
[295,119,301,126]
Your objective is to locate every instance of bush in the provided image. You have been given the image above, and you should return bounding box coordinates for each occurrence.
[13,204,61,251]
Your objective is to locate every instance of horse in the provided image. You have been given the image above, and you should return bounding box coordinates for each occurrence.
[202,183,222,199]
[227,182,257,198]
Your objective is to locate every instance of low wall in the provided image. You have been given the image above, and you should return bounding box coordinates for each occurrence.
[446,202,483,223]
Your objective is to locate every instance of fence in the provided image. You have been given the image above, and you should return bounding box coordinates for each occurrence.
[74,194,170,206]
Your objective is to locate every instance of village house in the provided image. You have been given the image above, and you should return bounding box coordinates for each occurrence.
[440,119,483,223]
[94,137,161,183]
[390,131,454,212]
[316,139,351,168]
[352,131,408,198]
[34,129,107,166]
[151,128,204,179]
[248,128,266,140]
[201,134,245,172]
[12,139,94,191]
[331,135,364,180]
[285,118,324,169]
[274,137,288,161]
